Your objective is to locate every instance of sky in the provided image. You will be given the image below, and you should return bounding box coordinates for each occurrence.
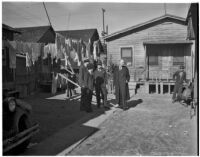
[2,2,190,36]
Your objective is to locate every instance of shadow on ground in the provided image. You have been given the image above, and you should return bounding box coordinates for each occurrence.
[127,99,143,108]
[18,91,115,155]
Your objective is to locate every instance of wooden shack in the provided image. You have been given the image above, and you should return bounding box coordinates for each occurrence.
[104,14,194,94]
[14,25,56,95]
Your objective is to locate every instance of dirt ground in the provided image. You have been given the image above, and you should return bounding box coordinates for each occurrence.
[68,94,198,156]
[23,91,88,143]
[22,90,113,145]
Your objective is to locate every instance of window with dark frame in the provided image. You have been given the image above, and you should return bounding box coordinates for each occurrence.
[149,55,158,65]
[121,47,133,66]
[173,56,184,66]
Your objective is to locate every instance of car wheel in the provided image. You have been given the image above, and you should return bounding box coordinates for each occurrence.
[13,115,31,154]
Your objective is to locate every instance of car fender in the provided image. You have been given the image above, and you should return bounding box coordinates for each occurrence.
[16,99,32,113]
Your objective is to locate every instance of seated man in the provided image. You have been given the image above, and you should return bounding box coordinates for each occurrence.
[172,65,186,103]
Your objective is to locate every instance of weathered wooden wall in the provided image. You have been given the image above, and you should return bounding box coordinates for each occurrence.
[106,20,192,80]
[15,56,38,97]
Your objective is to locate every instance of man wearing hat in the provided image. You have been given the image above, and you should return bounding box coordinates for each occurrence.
[79,58,90,111]
[93,60,109,108]
[172,65,186,103]
[84,63,94,112]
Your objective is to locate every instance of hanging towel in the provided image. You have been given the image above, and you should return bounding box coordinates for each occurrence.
[7,41,17,69]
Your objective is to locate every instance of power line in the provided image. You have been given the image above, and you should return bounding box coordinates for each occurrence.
[43,2,52,26]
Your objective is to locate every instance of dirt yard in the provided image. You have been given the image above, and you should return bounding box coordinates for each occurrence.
[23,91,87,143]
[68,94,197,156]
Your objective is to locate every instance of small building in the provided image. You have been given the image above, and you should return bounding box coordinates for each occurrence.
[104,14,194,94]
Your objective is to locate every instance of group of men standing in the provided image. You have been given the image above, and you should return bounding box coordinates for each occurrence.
[79,58,131,112]
[78,57,188,113]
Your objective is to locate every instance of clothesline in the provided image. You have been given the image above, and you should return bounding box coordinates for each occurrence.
[3,33,101,70]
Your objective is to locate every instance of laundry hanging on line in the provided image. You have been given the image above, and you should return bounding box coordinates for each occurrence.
[7,41,17,69]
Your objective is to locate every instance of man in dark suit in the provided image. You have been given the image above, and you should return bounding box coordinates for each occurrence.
[94,61,109,109]
[172,65,186,103]
[113,59,130,110]
[79,58,89,111]
[84,63,94,113]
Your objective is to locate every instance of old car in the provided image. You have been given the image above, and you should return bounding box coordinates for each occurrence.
[3,89,39,155]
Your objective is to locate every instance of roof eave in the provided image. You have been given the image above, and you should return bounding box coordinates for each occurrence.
[104,14,186,40]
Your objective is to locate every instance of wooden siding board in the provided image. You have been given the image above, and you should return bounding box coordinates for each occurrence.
[107,21,192,79]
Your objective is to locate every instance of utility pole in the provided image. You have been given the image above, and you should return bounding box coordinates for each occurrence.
[43,2,52,26]
[102,8,106,36]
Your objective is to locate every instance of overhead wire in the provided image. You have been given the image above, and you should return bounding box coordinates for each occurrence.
[43,2,52,26]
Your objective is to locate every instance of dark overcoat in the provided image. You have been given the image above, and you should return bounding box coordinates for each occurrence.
[113,65,130,105]
[79,64,88,87]
[173,70,186,85]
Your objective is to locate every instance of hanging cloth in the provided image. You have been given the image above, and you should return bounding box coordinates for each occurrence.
[56,33,65,59]
[16,41,24,54]
[31,43,41,64]
[26,52,32,67]
[86,39,92,59]
[77,41,82,62]
[93,41,97,60]
[56,33,62,52]
[96,40,101,57]
[57,44,65,59]
[7,41,17,69]
[43,44,50,59]
[49,44,57,60]
[70,49,76,61]
[73,41,78,52]
[80,40,86,59]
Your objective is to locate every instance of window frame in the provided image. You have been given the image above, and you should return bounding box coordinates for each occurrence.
[148,55,159,66]
[120,46,133,67]
[173,55,185,66]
